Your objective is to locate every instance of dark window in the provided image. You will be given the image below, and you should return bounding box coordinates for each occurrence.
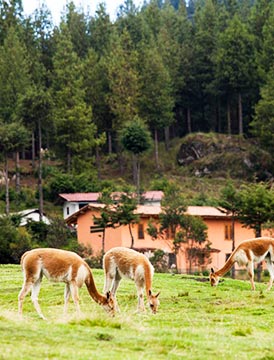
[138,224,144,239]
[66,207,70,215]
[225,253,231,261]
[224,224,232,240]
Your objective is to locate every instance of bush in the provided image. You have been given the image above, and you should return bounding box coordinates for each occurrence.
[150,249,169,273]
[0,216,32,264]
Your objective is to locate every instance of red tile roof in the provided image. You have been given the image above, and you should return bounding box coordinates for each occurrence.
[59,193,100,202]
[59,191,164,202]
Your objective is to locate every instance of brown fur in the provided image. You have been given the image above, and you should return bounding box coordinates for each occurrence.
[103,247,160,313]
[18,248,115,319]
[209,237,274,290]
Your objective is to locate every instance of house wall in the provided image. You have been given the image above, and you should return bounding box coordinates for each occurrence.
[63,201,80,219]
[75,208,273,273]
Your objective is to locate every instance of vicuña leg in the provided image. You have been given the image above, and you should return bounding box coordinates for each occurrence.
[265,259,274,291]
[136,286,145,312]
[69,281,81,316]
[31,279,46,320]
[18,281,32,317]
[110,272,121,312]
[246,261,255,291]
[104,271,121,312]
[64,283,71,316]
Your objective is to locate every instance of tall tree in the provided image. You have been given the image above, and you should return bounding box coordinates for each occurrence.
[106,28,140,153]
[251,66,274,155]
[0,121,29,214]
[0,0,23,44]
[0,25,32,192]
[139,42,174,168]
[120,116,152,200]
[51,23,96,172]
[215,15,256,135]
[63,1,89,58]
[192,0,218,132]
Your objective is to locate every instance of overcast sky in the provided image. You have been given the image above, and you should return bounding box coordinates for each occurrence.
[22,0,144,23]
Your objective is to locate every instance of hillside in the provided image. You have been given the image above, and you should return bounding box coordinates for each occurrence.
[0,133,273,214]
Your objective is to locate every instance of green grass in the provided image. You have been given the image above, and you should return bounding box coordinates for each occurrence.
[1,265,274,359]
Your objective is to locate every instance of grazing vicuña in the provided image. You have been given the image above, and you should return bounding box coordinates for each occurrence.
[103,247,160,313]
[18,248,115,319]
[210,237,274,290]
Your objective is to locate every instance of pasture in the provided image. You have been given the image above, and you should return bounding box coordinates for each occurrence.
[0,265,274,360]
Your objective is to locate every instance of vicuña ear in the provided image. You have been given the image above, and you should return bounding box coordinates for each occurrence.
[156,292,160,298]
[106,291,111,300]
[211,268,215,274]
[148,290,152,296]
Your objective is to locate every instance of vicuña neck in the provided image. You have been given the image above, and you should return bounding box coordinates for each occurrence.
[144,265,152,297]
[85,270,105,304]
[216,253,236,277]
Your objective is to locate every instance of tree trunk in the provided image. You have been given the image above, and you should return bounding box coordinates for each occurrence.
[102,229,106,255]
[227,99,231,135]
[4,156,9,215]
[108,131,112,154]
[217,99,221,133]
[164,126,170,151]
[32,130,35,169]
[38,118,43,222]
[154,129,159,169]
[187,107,192,133]
[255,227,262,282]
[231,215,235,279]
[132,154,137,187]
[95,145,101,180]
[129,223,135,248]
[15,151,20,193]
[136,155,140,204]
[238,92,243,135]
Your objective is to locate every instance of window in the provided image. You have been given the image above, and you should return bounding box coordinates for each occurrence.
[166,226,175,240]
[138,224,144,239]
[66,207,70,215]
[225,253,231,261]
[224,224,232,240]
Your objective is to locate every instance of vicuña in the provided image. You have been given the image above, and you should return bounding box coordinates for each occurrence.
[103,247,160,313]
[18,248,115,319]
[210,237,274,290]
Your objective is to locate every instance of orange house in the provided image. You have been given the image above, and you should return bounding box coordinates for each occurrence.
[65,200,272,273]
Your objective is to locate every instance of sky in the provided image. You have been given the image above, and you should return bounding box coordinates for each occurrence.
[22,0,144,23]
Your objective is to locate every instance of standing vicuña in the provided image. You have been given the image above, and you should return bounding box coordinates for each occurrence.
[18,248,115,319]
[103,247,160,313]
[210,237,274,290]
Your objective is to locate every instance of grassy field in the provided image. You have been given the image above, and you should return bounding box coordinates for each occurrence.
[1,265,274,360]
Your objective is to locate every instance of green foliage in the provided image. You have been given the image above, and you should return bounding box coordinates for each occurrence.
[237,182,274,236]
[251,66,274,154]
[120,116,152,155]
[149,249,169,273]
[0,216,31,263]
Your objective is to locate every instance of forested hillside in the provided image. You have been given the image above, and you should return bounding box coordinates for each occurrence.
[0,0,274,216]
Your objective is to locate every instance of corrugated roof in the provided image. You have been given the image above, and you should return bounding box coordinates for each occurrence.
[59,191,164,203]
[187,206,227,218]
[59,193,100,202]
[135,205,162,216]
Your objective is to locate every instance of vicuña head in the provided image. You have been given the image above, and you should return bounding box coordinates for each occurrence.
[18,248,115,320]
[148,289,160,314]
[209,268,220,287]
[103,247,160,314]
